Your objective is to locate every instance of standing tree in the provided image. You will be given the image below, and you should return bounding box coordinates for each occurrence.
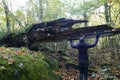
[38,0,43,22]
[104,2,110,24]
[83,0,87,27]
[2,0,10,33]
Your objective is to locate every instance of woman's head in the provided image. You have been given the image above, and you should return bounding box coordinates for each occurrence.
[79,37,85,43]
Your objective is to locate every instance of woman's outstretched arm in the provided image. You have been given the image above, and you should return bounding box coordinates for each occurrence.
[87,34,100,48]
[69,39,78,48]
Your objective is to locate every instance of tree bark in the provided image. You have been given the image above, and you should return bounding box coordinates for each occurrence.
[0,18,119,50]
[38,0,43,22]
[104,3,110,24]
[2,0,11,33]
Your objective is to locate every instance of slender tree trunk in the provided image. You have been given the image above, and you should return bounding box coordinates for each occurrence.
[104,3,110,24]
[2,0,11,33]
[83,0,87,27]
[118,52,120,60]
[38,0,43,22]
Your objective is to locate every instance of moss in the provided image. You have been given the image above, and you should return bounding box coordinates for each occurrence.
[0,47,61,80]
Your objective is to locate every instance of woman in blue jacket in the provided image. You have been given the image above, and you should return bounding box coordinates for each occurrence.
[69,34,100,80]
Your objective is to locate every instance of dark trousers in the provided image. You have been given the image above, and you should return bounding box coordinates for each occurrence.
[79,60,89,80]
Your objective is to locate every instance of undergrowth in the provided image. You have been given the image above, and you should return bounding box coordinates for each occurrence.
[0,47,61,80]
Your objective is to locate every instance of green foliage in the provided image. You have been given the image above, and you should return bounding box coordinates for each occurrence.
[44,57,58,70]
[0,47,61,80]
[0,23,34,46]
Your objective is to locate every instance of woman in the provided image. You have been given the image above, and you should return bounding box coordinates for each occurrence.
[69,34,100,80]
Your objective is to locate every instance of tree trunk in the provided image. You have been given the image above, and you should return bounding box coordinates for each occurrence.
[0,18,119,51]
[118,53,120,60]
[83,0,87,27]
[38,0,43,22]
[104,3,110,24]
[2,0,11,33]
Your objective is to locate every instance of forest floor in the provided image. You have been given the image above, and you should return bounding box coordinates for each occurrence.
[58,59,120,80]
[58,59,80,80]
[51,51,120,80]
[0,46,120,80]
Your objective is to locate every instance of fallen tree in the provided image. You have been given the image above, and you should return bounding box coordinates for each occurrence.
[0,18,120,50]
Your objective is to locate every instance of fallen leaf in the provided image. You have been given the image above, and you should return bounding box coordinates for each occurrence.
[8,59,14,64]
